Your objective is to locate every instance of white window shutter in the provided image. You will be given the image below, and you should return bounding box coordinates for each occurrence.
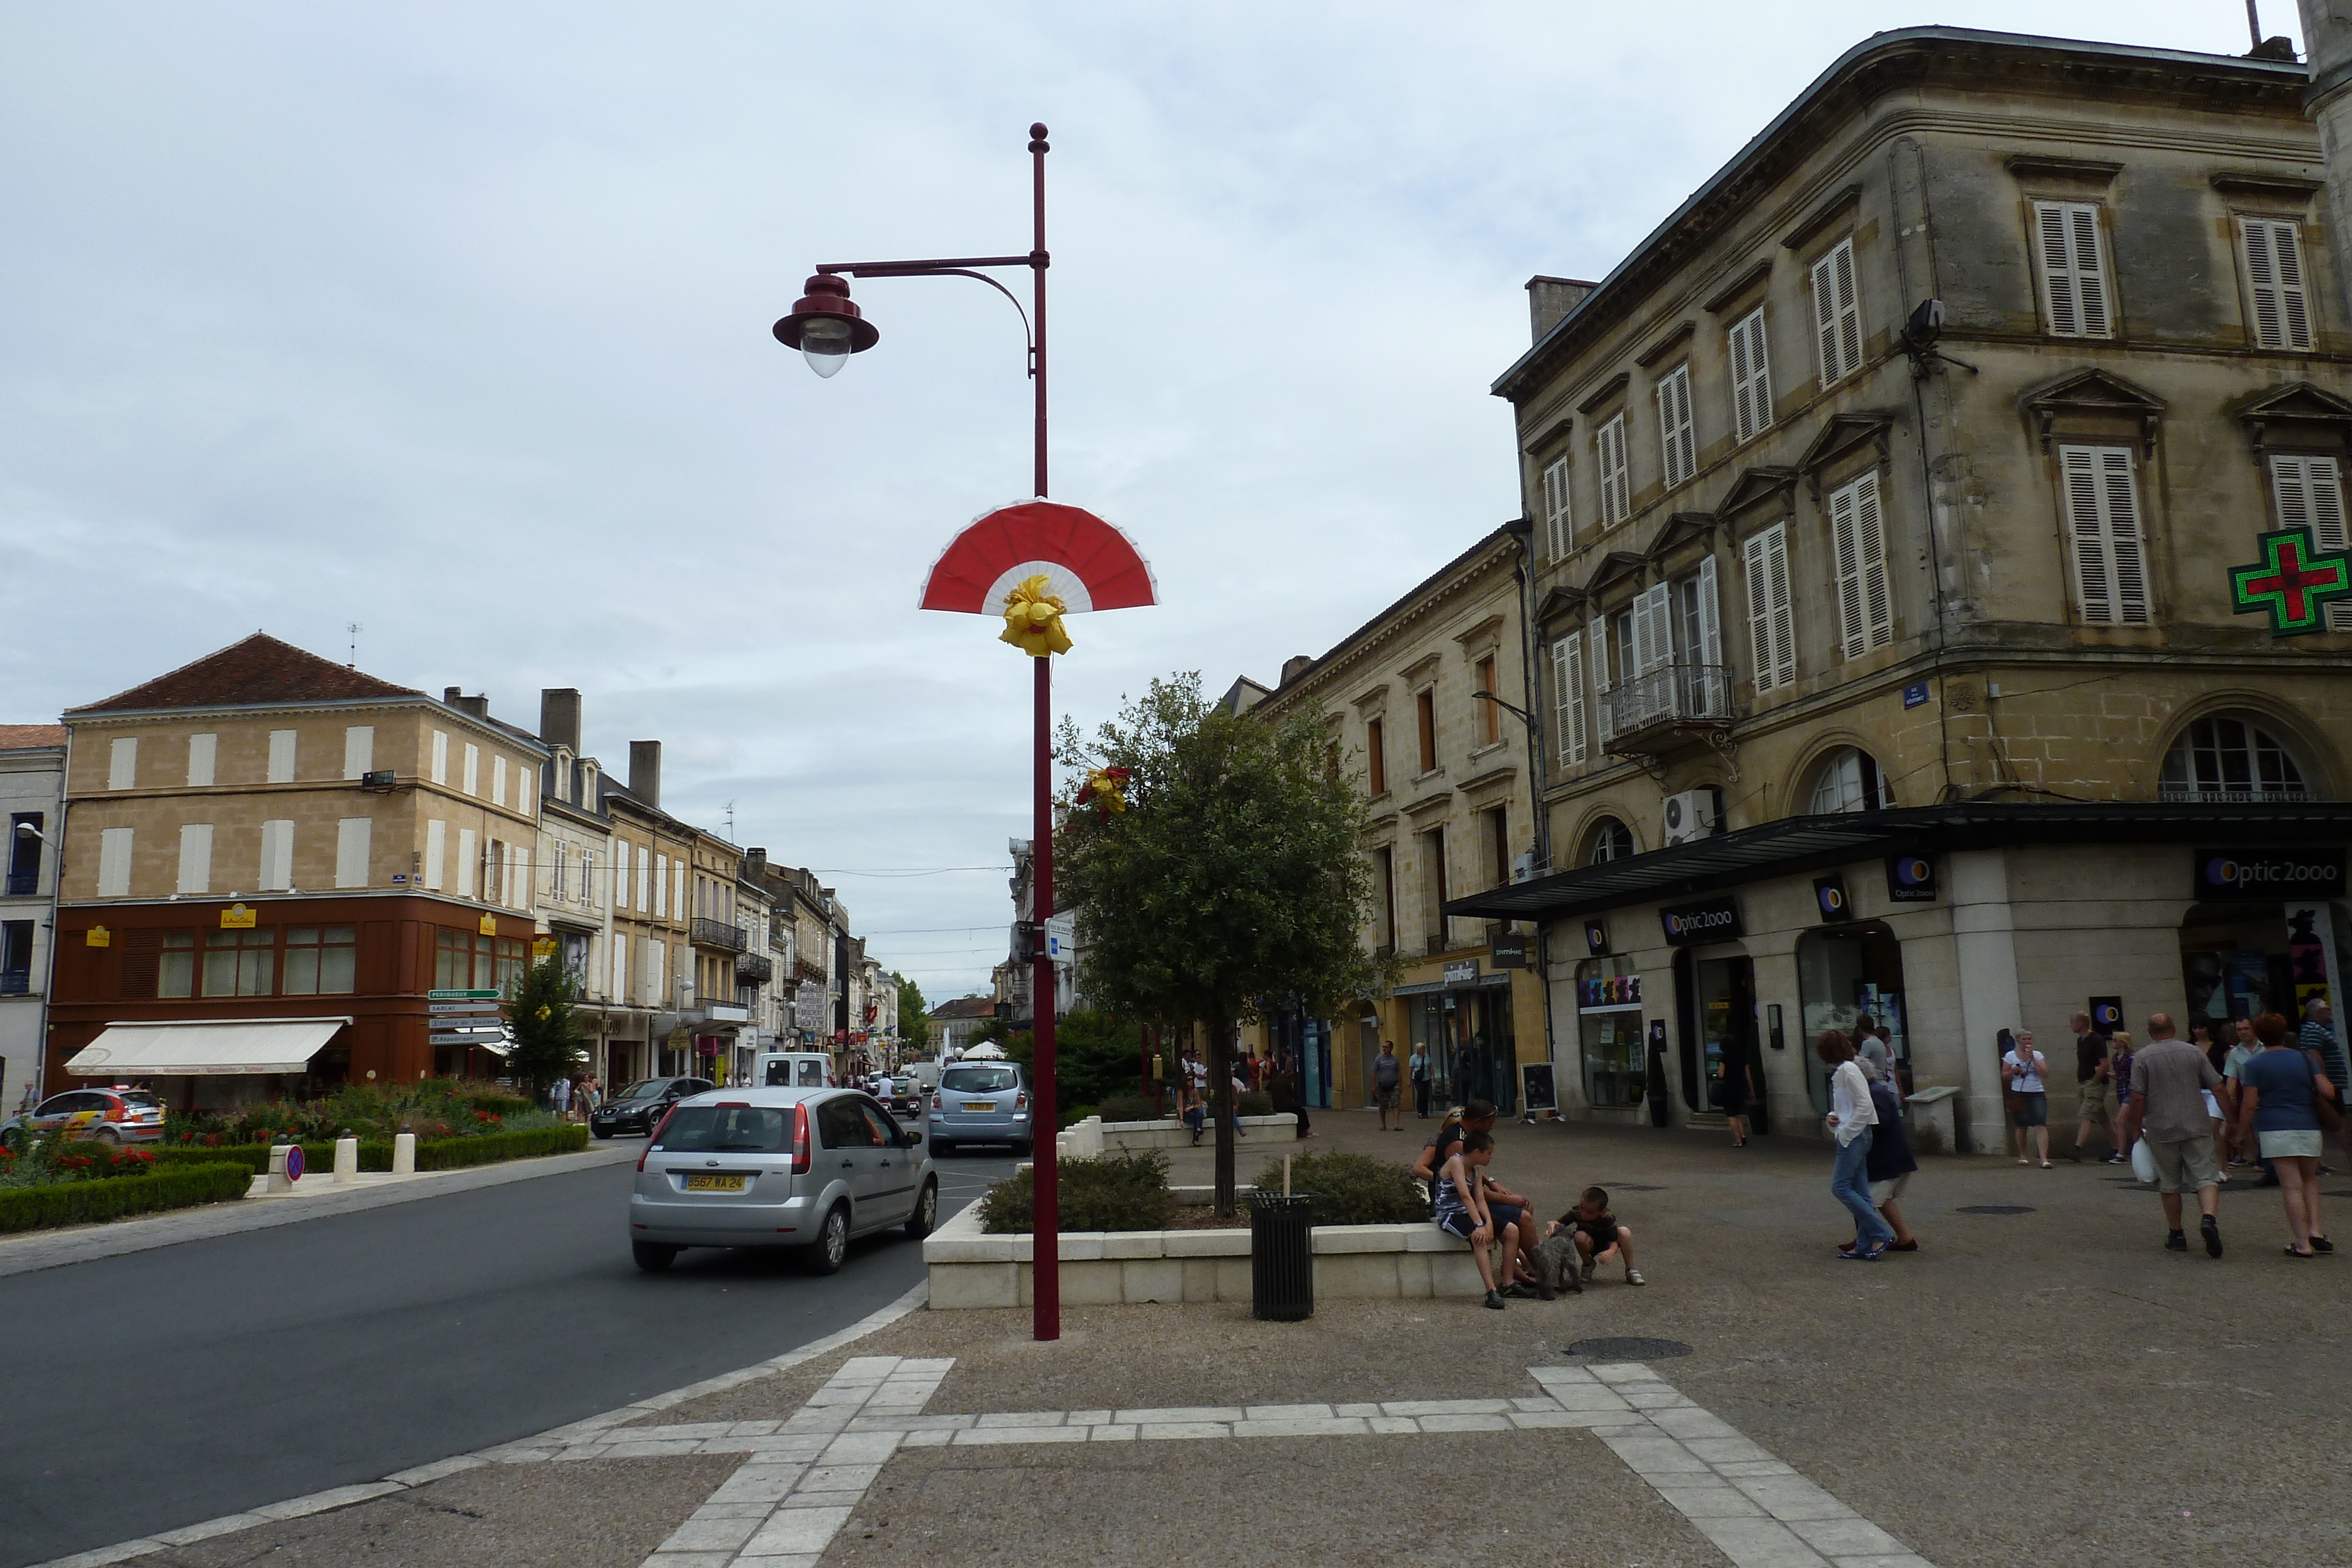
[1542,457,1572,560]
[1742,531,1775,687]
[2096,449,2149,625]
[1765,524,1796,688]
[654,854,669,917]
[425,818,446,890]
[1730,307,1772,442]
[335,818,372,888]
[2274,454,2352,630]
[2036,202,2080,336]
[492,755,508,808]
[268,730,297,784]
[343,726,374,780]
[431,731,449,785]
[2274,221,2314,349]
[259,820,294,891]
[1657,367,1695,487]
[176,823,212,895]
[1852,472,1893,650]
[1696,553,1723,667]
[98,827,133,896]
[1553,634,1588,765]
[1642,581,1673,671]
[456,828,477,898]
[108,737,137,790]
[613,934,629,1002]
[186,733,216,788]
[1832,239,1863,382]
[1592,612,1614,745]
[1598,416,1630,526]
[2244,219,2315,351]
[462,744,479,796]
[2060,446,2115,623]
[2067,205,2110,338]
[1829,481,1866,657]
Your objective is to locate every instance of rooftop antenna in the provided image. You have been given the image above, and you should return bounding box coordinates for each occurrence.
[347,622,363,668]
[2248,0,2263,51]
[724,800,737,842]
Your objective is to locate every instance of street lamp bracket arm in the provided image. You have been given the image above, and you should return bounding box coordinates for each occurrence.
[815,263,1037,370]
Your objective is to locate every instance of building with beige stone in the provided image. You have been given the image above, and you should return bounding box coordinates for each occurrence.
[1441,28,2352,1151]
[0,726,66,1115]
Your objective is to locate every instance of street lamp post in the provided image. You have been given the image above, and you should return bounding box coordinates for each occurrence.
[774,125,1069,1342]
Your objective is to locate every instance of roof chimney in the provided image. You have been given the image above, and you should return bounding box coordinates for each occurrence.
[629,740,662,808]
[539,688,582,750]
[1279,654,1315,686]
[1526,276,1599,344]
[743,847,768,879]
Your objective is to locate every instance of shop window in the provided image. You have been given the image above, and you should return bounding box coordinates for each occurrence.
[282,927,357,996]
[497,937,527,992]
[202,929,275,998]
[1577,956,1645,1109]
[1806,747,1893,814]
[2158,716,2310,804]
[1795,922,1908,1114]
[158,932,196,998]
[1585,817,1635,864]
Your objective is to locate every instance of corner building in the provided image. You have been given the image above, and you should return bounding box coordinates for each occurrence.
[1446,29,2352,1151]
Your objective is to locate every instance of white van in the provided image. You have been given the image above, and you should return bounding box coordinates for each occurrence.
[755,1051,834,1090]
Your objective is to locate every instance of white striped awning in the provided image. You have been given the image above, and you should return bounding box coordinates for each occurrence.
[64,1018,352,1077]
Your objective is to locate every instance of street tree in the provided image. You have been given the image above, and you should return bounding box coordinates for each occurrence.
[1055,673,1382,1213]
[505,956,587,1096]
[894,971,931,1055]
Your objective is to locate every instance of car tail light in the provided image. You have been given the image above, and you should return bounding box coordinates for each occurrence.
[931,1093,943,1111]
[637,1106,680,1172]
[1015,1091,1028,1112]
[791,1102,811,1174]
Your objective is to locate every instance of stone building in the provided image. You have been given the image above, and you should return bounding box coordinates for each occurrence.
[1233,526,1549,1114]
[1444,28,2352,1150]
[0,726,66,1115]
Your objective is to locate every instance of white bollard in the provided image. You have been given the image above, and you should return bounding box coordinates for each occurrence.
[266,1144,297,1195]
[334,1136,359,1183]
[392,1132,417,1176]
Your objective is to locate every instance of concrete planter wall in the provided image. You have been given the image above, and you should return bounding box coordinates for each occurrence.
[924,1185,1482,1309]
[1055,1114,1297,1159]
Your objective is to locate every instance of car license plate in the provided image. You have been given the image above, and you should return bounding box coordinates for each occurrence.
[961,1101,996,1113]
[683,1174,747,1192]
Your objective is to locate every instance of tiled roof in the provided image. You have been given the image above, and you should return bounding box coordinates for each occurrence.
[66,634,423,716]
[929,996,999,1020]
[0,724,67,751]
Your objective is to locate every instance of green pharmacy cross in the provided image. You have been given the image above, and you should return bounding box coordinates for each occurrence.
[2229,526,2352,636]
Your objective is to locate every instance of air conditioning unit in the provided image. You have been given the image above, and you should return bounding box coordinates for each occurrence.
[1663,787,1722,847]
[1512,851,1539,884]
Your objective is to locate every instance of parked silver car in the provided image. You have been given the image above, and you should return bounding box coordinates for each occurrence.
[626,1087,938,1275]
[926,1061,1031,1157]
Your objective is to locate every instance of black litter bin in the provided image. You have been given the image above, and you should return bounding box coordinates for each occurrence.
[1250,1191,1315,1321]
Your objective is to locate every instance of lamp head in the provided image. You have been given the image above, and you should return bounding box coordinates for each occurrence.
[773,273,879,377]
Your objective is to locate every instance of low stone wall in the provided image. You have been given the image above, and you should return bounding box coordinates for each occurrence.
[924,1186,1482,1309]
[1055,1114,1298,1159]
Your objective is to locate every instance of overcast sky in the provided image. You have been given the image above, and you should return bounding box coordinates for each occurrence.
[0,2,2297,1001]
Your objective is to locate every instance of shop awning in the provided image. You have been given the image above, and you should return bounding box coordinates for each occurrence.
[1445,800,2352,924]
[65,1017,352,1078]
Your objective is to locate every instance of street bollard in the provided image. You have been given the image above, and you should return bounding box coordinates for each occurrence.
[392,1132,417,1176]
[265,1142,302,1195]
[333,1136,359,1183]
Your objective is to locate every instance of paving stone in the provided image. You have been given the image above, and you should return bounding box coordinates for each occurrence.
[1786,1516,1910,1556]
[1689,1515,1835,1568]
[1415,1413,1512,1432]
[655,1513,763,1552]
[1601,1435,1710,1476]
[743,1504,854,1556]
[1731,1475,1858,1522]
[1114,1406,1244,1423]
[796,1464,881,1493]
[1231,1416,1371,1438]
[1135,1422,1233,1440]
[1242,1403,1335,1420]
[1588,1363,1663,1383]
[1648,1483,1768,1519]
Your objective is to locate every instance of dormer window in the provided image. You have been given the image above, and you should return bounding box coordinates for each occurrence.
[553,746,575,804]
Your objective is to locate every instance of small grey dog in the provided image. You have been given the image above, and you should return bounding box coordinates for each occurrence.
[1532,1229,1585,1300]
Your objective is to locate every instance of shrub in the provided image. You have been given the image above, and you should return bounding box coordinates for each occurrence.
[1252,1151,1428,1225]
[0,1162,250,1233]
[1238,1090,1275,1117]
[1096,1092,1162,1124]
[1057,1104,1096,1131]
[0,1138,163,1187]
[978,1150,1174,1234]
[416,1124,587,1169]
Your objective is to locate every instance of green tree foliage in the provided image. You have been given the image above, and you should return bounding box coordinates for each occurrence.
[894,972,930,1054]
[1055,674,1382,1213]
[1007,1007,1145,1108]
[505,957,587,1095]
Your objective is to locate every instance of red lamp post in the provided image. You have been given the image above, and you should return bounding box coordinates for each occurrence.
[776,125,1098,1342]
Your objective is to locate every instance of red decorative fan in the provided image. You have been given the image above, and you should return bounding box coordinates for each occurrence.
[918,500,1158,615]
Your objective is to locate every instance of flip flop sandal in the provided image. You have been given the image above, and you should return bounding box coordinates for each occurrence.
[2286,1246,2317,1258]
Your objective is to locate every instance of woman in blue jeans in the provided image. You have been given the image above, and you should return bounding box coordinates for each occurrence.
[1818,1029,1892,1260]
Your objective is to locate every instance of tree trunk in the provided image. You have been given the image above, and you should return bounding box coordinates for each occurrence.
[1208,1010,1237,1216]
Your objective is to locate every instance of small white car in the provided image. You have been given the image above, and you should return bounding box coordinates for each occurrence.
[626,1086,937,1275]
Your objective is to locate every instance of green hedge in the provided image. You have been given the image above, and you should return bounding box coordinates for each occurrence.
[979,1151,1174,1234]
[0,1162,251,1233]
[146,1123,587,1174]
[1251,1151,1429,1225]
[148,1142,386,1174]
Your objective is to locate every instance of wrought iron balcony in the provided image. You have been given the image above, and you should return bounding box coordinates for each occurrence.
[1605,661,1733,753]
[770,925,793,953]
[690,917,748,952]
[736,951,775,983]
[2156,786,2314,804]
[4,871,36,897]
[0,971,26,996]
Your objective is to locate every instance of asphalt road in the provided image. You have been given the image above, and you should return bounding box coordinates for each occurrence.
[0,1138,1014,1568]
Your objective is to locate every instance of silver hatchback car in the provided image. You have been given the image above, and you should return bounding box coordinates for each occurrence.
[626,1087,938,1275]
[926,1060,1033,1156]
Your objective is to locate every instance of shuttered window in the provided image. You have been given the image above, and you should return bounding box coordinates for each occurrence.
[1809,237,1863,386]
[425,818,446,890]
[2057,444,2151,626]
[335,818,372,888]
[342,726,374,780]
[267,730,297,784]
[108,738,137,790]
[1597,414,1631,527]
[2270,453,2352,631]
[98,827,133,897]
[2241,218,2314,352]
[1827,471,1895,658]
[1552,633,1588,765]
[492,755,508,808]
[456,827,477,898]
[2034,201,2112,339]
[259,820,295,892]
[1656,365,1696,488]
[1541,456,1572,561]
[186,733,216,787]
[1729,307,1772,443]
[430,730,449,785]
[1740,523,1798,693]
[176,823,213,895]
[462,743,480,796]
[1592,612,1614,746]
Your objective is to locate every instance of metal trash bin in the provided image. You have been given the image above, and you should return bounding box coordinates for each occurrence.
[1250,1191,1315,1321]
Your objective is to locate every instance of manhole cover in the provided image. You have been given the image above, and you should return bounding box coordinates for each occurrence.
[2327,1191,2352,1199]
[1566,1336,1692,1360]
[1603,1183,1668,1192]
[1955,1205,2035,1215]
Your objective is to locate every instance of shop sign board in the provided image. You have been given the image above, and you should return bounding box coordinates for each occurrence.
[1521,1062,1558,1113]
[1489,933,1531,968]
[2088,995,2124,1034]
[793,982,829,1033]
[1583,919,1609,956]
[1659,896,1741,947]
[2194,848,2347,901]
[1578,974,1642,1012]
[1813,875,1852,921]
[1885,853,1937,902]
[1442,958,1480,985]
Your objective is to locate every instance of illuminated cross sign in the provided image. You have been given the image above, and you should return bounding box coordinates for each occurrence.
[2230,526,2352,635]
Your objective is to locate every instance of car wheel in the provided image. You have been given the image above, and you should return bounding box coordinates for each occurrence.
[904,1179,938,1241]
[94,1126,121,1145]
[930,1139,954,1159]
[802,1203,850,1275]
[592,1126,612,1140]
[632,1241,679,1273]
[1012,1138,1033,1158]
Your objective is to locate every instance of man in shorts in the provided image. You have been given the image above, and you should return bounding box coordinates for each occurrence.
[2069,1010,2111,1162]
[2121,1011,2225,1257]
[1433,1131,1518,1310]
[1372,1040,1402,1131]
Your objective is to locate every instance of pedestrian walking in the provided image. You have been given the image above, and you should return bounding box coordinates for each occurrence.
[2069,1010,2112,1163]
[2221,1016,2266,1174]
[550,1075,572,1118]
[1818,1030,1892,1261]
[2104,1031,2137,1165]
[1409,1044,1432,1119]
[580,1076,602,1122]
[2235,1012,2338,1258]
[2119,1012,2226,1258]
[1713,1057,1755,1148]
[2300,998,2350,1175]
[1853,1014,1892,1085]
[2001,1028,2052,1168]
[1857,1071,1919,1252]
[1372,1039,1403,1131]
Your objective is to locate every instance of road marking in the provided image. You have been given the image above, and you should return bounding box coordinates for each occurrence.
[636,1356,1935,1568]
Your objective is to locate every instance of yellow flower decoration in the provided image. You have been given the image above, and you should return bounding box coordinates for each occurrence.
[999,574,1073,657]
[535,1004,552,1022]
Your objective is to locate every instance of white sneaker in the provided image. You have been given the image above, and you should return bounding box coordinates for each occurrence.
[1579,1259,1595,1283]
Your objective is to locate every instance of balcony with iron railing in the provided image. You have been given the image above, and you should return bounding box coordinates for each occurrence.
[0,971,28,996]
[771,925,793,954]
[2156,786,2314,804]
[1605,661,1733,754]
[690,917,748,952]
[4,871,38,898]
[737,951,775,984]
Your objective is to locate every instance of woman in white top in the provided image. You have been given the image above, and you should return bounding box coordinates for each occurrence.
[2001,1028,2052,1168]
[1818,1029,1892,1260]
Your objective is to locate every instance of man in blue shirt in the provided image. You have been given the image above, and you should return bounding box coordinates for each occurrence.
[2303,998,2348,1174]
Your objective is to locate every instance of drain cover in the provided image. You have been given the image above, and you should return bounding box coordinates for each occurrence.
[1955,1204,2035,1215]
[1567,1336,1692,1360]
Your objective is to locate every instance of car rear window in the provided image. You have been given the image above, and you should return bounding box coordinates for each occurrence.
[618,1080,669,1101]
[943,1066,1018,1094]
[115,1092,162,1109]
[654,1106,790,1153]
